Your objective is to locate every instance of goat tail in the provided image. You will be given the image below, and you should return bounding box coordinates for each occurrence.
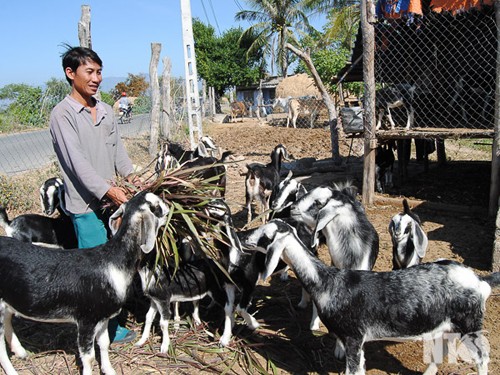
[0,206,10,229]
[481,272,500,288]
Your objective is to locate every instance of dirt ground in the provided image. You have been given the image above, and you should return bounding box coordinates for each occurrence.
[8,118,499,374]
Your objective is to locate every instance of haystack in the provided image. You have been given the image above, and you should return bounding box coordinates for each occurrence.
[275,73,321,98]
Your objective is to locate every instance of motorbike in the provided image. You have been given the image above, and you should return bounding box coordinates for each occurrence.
[118,104,132,124]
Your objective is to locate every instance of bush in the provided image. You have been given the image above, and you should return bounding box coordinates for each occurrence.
[133,96,151,114]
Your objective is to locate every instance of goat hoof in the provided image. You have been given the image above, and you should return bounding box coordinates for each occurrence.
[14,347,28,359]
[134,339,146,347]
[219,336,230,347]
[160,342,170,354]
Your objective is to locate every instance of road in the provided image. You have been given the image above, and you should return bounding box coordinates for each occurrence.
[0,114,150,175]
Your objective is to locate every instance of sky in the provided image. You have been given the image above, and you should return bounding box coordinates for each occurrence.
[0,0,328,89]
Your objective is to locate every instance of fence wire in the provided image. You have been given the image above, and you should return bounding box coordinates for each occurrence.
[374,8,496,131]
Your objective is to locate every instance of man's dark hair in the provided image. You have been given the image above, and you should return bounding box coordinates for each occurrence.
[61,45,103,85]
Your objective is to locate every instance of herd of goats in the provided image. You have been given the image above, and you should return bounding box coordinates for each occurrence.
[0,134,496,375]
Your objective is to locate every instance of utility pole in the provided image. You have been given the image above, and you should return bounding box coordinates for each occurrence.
[180,0,203,149]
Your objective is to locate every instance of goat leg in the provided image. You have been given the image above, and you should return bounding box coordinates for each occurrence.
[135,304,158,347]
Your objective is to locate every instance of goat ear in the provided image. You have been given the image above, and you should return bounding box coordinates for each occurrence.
[297,185,307,200]
[312,202,338,246]
[262,236,286,280]
[139,211,159,254]
[411,221,428,258]
[286,170,293,180]
[109,205,125,235]
[388,219,395,236]
[197,142,208,157]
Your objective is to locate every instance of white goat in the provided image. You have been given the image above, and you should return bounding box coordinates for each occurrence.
[389,199,428,269]
[241,219,498,375]
[0,191,168,375]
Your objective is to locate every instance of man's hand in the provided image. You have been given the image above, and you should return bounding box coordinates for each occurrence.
[105,186,129,206]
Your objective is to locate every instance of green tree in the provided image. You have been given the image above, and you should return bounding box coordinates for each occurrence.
[193,19,263,97]
[235,0,315,77]
[42,78,70,114]
[0,84,46,128]
[304,0,360,50]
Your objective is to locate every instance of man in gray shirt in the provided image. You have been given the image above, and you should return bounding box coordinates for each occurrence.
[50,46,137,344]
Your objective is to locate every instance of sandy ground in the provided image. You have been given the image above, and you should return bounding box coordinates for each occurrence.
[6,118,499,374]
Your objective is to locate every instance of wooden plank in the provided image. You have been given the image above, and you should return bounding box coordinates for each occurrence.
[376,128,494,140]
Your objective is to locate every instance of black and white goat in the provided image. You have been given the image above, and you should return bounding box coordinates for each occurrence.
[136,199,270,350]
[245,144,290,224]
[39,177,65,216]
[156,141,232,198]
[241,219,498,375]
[155,136,218,172]
[0,191,168,375]
[135,251,229,352]
[289,181,379,341]
[270,170,308,219]
[375,83,416,130]
[389,199,428,269]
[290,181,379,271]
[0,177,77,249]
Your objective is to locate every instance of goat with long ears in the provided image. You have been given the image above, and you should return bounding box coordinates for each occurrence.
[389,199,428,269]
[0,192,168,375]
[241,219,498,375]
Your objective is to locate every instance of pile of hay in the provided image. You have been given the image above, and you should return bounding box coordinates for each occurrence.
[275,73,321,98]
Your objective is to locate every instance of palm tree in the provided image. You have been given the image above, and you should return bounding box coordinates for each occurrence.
[304,0,360,50]
[235,0,315,77]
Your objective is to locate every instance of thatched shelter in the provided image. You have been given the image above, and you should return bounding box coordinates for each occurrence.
[275,73,321,98]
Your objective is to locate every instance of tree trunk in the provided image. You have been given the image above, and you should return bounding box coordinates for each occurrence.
[78,5,100,100]
[161,56,172,139]
[285,43,340,164]
[78,5,91,49]
[149,43,162,157]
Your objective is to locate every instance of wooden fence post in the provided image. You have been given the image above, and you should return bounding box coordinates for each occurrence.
[161,56,172,139]
[361,0,377,206]
[149,43,161,157]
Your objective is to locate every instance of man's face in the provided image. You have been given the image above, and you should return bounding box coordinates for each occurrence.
[66,59,102,98]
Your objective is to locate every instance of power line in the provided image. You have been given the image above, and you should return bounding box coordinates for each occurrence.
[199,0,211,26]
[207,0,221,35]
[234,0,243,11]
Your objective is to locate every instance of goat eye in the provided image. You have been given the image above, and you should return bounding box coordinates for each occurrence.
[404,223,411,234]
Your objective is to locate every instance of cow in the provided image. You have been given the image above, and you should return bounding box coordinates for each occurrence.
[230,101,247,123]
[273,97,326,128]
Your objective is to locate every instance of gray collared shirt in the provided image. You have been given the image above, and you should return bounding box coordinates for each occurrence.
[50,95,133,214]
